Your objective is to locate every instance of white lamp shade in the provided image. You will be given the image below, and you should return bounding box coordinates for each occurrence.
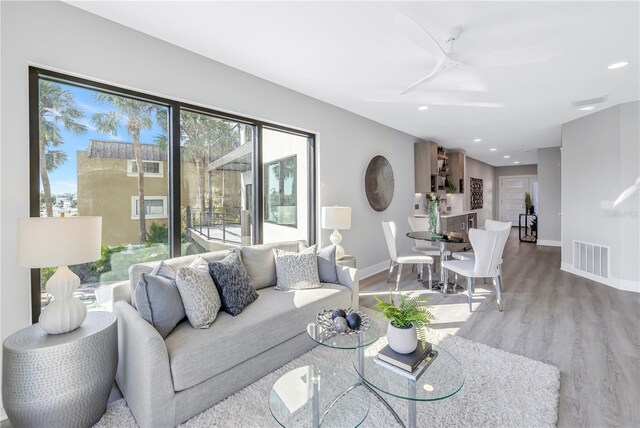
[18,217,102,268]
[321,206,351,230]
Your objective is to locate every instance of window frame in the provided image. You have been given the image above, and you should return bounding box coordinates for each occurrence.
[127,160,164,178]
[131,196,168,219]
[28,66,316,324]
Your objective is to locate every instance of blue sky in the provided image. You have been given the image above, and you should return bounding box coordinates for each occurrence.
[45,80,167,195]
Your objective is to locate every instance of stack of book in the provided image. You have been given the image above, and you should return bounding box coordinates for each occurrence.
[374,342,438,381]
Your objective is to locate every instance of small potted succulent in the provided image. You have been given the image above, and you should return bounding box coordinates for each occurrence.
[374,291,435,354]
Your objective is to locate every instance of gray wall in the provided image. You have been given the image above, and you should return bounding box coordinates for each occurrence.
[0,0,420,390]
[537,147,562,244]
[561,101,639,290]
[493,164,539,219]
[464,156,496,225]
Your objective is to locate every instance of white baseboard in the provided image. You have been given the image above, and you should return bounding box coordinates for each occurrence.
[561,262,640,293]
[537,240,561,247]
[359,259,391,279]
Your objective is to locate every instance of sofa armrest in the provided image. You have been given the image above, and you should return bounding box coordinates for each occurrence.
[114,301,176,427]
[111,280,131,305]
[337,266,359,308]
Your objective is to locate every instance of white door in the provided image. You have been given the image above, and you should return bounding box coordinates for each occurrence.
[499,176,535,223]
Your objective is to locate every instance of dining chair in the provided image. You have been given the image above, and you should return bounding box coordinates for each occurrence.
[381,221,434,292]
[442,228,508,312]
[451,219,511,291]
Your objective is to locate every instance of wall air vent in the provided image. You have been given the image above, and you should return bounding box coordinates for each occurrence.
[572,95,609,108]
[572,240,609,278]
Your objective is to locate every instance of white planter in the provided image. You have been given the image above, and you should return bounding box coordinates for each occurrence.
[387,322,418,354]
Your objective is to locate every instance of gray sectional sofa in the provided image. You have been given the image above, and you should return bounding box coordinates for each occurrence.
[110,240,359,427]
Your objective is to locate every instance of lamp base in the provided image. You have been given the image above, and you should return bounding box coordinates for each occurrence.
[330,229,346,260]
[39,265,87,335]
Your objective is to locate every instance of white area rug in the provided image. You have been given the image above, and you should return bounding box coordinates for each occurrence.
[95,325,559,428]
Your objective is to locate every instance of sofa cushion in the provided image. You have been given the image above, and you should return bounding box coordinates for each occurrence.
[175,267,222,329]
[239,241,302,289]
[274,246,321,290]
[208,251,258,316]
[134,272,185,338]
[128,249,235,308]
[164,283,352,391]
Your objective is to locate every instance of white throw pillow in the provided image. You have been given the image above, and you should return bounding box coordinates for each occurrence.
[274,245,321,290]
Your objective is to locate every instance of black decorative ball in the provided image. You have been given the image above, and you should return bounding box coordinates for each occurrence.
[332,309,347,320]
[346,313,362,330]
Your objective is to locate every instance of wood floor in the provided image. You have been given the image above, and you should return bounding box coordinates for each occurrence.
[360,229,640,428]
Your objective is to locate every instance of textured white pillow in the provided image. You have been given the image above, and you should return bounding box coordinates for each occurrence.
[274,245,321,290]
[175,266,222,329]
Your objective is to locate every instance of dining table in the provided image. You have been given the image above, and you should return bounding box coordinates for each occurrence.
[406,230,471,295]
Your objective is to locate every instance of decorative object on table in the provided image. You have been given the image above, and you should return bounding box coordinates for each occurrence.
[377,341,433,372]
[321,206,352,260]
[426,193,442,239]
[2,311,117,428]
[364,155,394,212]
[373,348,438,381]
[518,213,538,243]
[17,216,102,335]
[524,192,533,214]
[374,291,434,354]
[470,177,483,210]
[317,308,371,335]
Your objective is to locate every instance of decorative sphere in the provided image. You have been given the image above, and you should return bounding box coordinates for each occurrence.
[333,316,348,333]
[346,313,362,330]
[332,309,347,320]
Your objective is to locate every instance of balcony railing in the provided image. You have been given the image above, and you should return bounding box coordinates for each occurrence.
[186,206,245,244]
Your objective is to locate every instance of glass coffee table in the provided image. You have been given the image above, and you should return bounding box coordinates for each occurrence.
[269,364,369,428]
[354,343,465,428]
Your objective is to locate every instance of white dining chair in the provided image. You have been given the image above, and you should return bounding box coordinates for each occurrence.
[451,219,511,291]
[442,228,508,312]
[382,221,434,292]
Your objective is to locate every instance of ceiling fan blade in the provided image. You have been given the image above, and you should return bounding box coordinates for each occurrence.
[400,66,441,95]
[395,13,447,61]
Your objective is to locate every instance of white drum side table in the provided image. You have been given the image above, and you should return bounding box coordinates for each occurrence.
[2,311,117,428]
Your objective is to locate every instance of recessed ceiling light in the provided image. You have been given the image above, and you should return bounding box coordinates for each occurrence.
[473,138,482,142]
[608,61,628,70]
[490,148,497,151]
[418,106,429,111]
[514,161,521,164]
[504,155,510,159]
[578,106,595,111]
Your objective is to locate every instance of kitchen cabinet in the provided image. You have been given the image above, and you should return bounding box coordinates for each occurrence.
[414,140,438,193]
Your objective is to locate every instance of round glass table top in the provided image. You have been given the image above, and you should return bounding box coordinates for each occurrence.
[354,344,465,402]
[269,364,370,428]
[307,319,382,350]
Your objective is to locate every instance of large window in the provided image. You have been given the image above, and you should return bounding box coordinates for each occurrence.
[29,67,315,322]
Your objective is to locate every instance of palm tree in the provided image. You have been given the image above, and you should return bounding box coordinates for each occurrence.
[38,80,86,217]
[92,94,167,243]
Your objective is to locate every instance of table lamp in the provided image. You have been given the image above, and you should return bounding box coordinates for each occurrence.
[321,206,351,260]
[18,216,102,335]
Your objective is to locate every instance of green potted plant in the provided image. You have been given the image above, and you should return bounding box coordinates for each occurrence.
[445,178,457,193]
[524,192,532,213]
[374,291,435,354]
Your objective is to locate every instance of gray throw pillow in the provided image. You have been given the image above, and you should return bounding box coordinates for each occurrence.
[208,252,258,316]
[274,246,321,290]
[175,266,222,329]
[135,272,185,338]
[151,260,176,280]
[317,245,339,283]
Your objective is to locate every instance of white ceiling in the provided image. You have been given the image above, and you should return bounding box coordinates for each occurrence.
[66,1,640,166]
